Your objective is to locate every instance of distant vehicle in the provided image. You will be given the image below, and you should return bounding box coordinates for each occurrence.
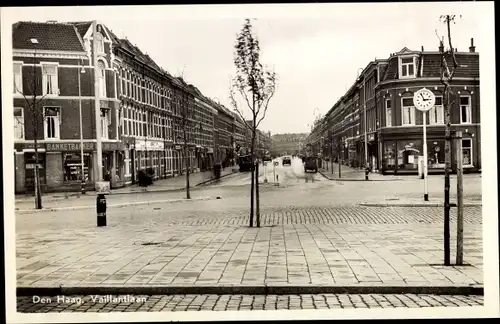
[263,155,272,162]
[282,156,292,166]
[238,154,253,172]
[304,156,318,173]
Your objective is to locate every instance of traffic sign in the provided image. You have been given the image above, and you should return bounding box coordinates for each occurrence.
[274,161,279,166]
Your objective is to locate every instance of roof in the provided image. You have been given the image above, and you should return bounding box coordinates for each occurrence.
[67,21,92,38]
[13,21,85,52]
[382,52,479,81]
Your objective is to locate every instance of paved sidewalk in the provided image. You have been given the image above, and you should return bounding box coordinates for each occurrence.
[16,206,483,295]
[15,168,237,210]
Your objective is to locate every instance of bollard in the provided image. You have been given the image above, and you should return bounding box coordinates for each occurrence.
[97,193,107,227]
[365,167,369,181]
[81,180,86,195]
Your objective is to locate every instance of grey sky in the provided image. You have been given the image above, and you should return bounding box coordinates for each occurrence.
[2,2,492,134]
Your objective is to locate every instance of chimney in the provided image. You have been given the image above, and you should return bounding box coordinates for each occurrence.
[421,46,424,52]
[469,38,476,53]
[438,41,444,53]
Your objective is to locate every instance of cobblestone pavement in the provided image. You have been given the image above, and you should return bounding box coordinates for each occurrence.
[17,294,484,312]
[16,206,483,288]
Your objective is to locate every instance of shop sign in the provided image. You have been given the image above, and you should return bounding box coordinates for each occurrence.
[102,142,125,151]
[46,142,95,152]
[15,142,45,151]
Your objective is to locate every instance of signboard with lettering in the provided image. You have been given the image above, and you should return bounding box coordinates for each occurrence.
[46,142,95,152]
[96,181,110,194]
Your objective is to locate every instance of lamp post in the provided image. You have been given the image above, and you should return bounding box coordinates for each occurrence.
[78,59,86,194]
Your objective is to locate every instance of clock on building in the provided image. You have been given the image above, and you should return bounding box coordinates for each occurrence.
[413,88,436,112]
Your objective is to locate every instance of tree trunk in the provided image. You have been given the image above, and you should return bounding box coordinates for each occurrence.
[255,161,260,227]
[443,84,451,266]
[250,131,255,227]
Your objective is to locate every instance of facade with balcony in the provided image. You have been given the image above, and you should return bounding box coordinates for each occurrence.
[306,41,480,174]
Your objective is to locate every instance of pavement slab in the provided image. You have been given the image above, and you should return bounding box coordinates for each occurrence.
[16,206,483,294]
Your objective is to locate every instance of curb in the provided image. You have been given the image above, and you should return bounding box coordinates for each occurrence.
[194,171,239,187]
[15,174,235,203]
[17,284,484,296]
[15,196,216,213]
[317,170,404,182]
[359,203,482,207]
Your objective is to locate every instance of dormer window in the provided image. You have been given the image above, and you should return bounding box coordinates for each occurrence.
[399,56,416,79]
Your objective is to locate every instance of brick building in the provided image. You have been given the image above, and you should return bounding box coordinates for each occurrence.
[13,21,122,193]
[306,40,481,175]
[271,133,308,156]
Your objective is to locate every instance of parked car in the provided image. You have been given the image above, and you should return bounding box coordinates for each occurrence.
[238,154,254,172]
[282,156,292,166]
[304,156,318,173]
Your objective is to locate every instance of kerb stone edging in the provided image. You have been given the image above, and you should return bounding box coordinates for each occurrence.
[317,170,404,182]
[359,203,482,207]
[16,284,484,296]
[15,197,216,214]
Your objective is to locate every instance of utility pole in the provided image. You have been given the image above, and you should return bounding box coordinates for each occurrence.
[93,20,103,183]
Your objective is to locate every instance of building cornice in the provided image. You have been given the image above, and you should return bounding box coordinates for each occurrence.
[13,49,88,59]
[374,77,479,89]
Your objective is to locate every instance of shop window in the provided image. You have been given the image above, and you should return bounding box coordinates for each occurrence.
[401,97,415,125]
[428,140,445,168]
[63,153,91,182]
[41,63,59,95]
[460,96,472,124]
[462,139,473,166]
[44,106,60,139]
[24,152,46,189]
[397,140,422,170]
[14,107,24,139]
[429,96,444,125]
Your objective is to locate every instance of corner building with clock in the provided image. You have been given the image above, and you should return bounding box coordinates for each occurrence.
[306,40,480,175]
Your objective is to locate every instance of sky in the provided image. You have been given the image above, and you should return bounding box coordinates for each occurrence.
[1,2,494,134]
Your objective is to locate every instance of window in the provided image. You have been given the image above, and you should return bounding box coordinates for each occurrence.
[14,107,24,139]
[44,107,60,139]
[13,62,23,94]
[63,153,91,182]
[401,97,415,125]
[399,57,415,78]
[385,99,392,127]
[462,139,473,166]
[95,32,105,53]
[97,61,106,98]
[100,108,109,139]
[429,96,444,125]
[460,96,472,124]
[41,63,58,95]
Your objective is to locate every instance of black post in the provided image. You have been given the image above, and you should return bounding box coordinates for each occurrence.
[97,194,107,227]
[338,153,341,179]
[256,162,260,227]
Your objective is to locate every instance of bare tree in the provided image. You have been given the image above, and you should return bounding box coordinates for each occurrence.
[437,14,460,265]
[229,18,277,227]
[16,51,49,209]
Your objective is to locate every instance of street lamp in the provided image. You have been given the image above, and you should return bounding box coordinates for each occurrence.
[358,67,369,177]
[78,59,86,194]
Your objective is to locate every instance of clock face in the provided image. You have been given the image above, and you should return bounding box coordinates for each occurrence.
[413,89,436,111]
